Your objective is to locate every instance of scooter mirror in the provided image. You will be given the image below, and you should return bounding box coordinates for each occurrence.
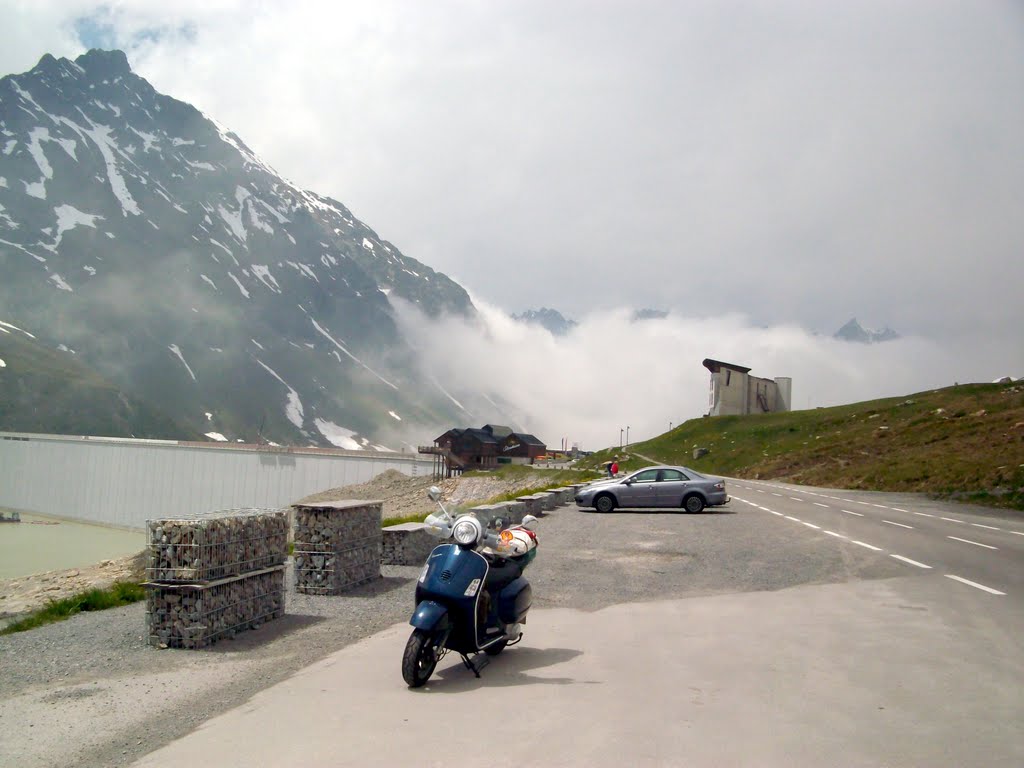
[521,515,539,527]
[427,486,442,502]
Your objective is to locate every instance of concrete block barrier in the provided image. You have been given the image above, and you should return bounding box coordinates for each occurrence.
[382,522,438,566]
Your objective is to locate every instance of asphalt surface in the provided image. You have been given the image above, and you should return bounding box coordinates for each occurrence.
[128,481,1024,767]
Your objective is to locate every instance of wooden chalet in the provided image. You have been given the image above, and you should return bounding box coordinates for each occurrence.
[419,424,547,478]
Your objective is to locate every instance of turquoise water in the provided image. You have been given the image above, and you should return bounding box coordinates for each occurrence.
[0,512,145,580]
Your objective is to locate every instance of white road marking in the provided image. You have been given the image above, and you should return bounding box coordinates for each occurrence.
[941,517,965,524]
[1013,531,1024,537]
[770,510,784,516]
[890,554,932,569]
[872,504,889,509]
[802,522,821,530]
[824,531,846,539]
[771,493,782,497]
[842,509,864,517]
[947,536,997,550]
[856,501,872,506]
[891,508,909,513]
[883,520,913,529]
[971,523,1000,531]
[813,502,830,508]
[789,497,804,502]
[851,540,883,551]
[784,516,802,522]
[913,512,935,518]
[945,575,1006,596]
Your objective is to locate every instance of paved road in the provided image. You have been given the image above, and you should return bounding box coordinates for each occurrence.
[130,483,1024,767]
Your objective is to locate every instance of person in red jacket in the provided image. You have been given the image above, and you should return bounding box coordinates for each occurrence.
[610,459,619,476]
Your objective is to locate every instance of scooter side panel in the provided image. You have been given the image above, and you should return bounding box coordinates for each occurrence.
[496,576,532,624]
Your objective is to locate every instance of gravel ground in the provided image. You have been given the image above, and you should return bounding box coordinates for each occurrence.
[0,473,897,768]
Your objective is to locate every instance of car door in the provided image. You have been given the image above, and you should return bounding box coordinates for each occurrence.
[620,469,660,507]
[654,468,691,507]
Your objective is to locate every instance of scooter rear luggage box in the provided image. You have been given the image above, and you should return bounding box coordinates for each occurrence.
[497,577,532,623]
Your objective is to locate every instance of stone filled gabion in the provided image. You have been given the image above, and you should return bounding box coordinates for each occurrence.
[293,500,382,594]
[146,508,288,582]
[146,567,285,649]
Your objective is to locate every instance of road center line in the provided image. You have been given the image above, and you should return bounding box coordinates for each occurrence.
[913,512,935,518]
[842,509,864,517]
[890,554,932,569]
[891,508,909,513]
[769,510,784,516]
[945,575,1006,595]
[856,501,872,506]
[824,531,846,539]
[813,502,830,508]
[882,520,913,529]
[789,497,804,502]
[851,540,883,551]
[872,504,889,509]
[971,523,1000,531]
[784,516,802,522]
[802,522,821,529]
[1013,531,1024,537]
[771,493,782,497]
[947,536,997,550]
[941,517,965,524]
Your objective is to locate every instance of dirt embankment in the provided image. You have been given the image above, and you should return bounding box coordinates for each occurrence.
[1,469,562,618]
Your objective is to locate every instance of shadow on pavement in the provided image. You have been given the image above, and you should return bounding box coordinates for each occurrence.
[419,646,591,693]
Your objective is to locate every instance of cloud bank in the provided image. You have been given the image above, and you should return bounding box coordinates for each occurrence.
[397,301,1016,451]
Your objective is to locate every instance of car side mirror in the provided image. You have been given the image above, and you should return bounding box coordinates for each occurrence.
[428,486,442,502]
[623,478,633,485]
[521,515,539,528]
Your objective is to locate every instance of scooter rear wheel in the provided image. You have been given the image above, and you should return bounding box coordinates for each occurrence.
[402,629,441,687]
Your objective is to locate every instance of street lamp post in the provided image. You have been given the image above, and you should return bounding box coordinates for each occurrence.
[619,428,623,448]
[626,426,630,446]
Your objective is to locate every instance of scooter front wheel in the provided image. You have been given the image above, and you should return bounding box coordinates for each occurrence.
[402,628,442,687]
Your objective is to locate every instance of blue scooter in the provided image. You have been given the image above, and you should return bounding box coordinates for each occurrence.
[402,486,539,687]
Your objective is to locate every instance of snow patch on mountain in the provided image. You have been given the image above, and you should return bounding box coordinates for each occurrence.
[49,273,72,291]
[314,418,361,450]
[167,344,197,381]
[256,358,304,429]
[53,204,102,248]
[227,271,250,298]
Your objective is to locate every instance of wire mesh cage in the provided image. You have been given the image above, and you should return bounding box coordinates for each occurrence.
[145,567,285,649]
[146,508,288,583]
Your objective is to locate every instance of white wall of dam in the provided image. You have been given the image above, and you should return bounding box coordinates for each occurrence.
[0,432,434,530]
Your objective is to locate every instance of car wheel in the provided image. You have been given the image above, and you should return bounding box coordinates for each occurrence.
[683,494,705,513]
[595,494,616,513]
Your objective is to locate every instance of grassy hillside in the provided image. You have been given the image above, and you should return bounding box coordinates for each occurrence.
[0,330,199,440]
[583,382,1024,511]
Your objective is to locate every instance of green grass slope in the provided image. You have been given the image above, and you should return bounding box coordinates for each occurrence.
[0,330,199,440]
[586,382,1024,511]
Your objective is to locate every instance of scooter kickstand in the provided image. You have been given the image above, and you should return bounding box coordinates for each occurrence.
[460,653,490,678]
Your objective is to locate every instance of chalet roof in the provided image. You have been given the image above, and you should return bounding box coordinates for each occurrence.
[511,432,545,447]
[482,424,514,439]
[702,358,751,374]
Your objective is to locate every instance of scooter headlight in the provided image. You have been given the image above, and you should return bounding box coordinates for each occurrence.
[452,517,482,546]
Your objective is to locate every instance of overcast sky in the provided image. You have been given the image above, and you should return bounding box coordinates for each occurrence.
[2,1,1022,446]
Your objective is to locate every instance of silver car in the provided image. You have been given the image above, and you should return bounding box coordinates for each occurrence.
[575,465,729,513]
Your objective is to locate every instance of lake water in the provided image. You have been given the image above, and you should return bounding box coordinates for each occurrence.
[0,511,146,580]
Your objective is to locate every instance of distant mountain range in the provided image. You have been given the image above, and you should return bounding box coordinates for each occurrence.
[0,50,522,448]
[512,307,577,336]
[833,318,900,344]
